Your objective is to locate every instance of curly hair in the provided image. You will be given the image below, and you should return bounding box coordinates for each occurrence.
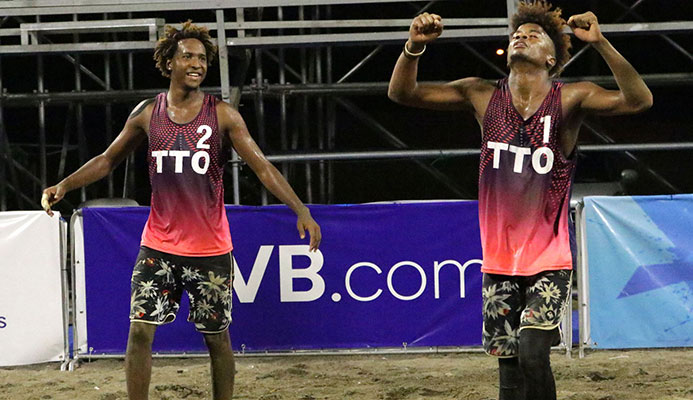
[510,1,572,77]
[153,20,218,78]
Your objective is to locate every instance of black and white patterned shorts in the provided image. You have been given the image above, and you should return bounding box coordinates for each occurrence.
[482,269,572,357]
[129,246,234,333]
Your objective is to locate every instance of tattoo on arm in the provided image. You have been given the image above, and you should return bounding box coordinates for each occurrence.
[128,97,156,120]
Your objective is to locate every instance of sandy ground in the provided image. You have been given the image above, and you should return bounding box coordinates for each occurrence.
[1,349,692,400]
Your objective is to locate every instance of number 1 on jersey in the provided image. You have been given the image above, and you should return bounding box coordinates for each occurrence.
[540,115,551,144]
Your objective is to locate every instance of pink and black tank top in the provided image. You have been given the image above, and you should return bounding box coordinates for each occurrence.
[478,78,576,276]
[140,92,233,256]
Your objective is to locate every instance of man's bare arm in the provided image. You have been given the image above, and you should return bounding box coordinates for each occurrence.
[567,12,653,115]
[388,13,493,113]
[41,98,152,215]
[218,102,321,250]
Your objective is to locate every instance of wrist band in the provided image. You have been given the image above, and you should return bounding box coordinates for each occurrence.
[404,43,426,58]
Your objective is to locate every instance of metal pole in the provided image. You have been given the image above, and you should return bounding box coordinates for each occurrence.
[73,13,87,203]
[255,149,481,163]
[37,16,48,191]
[123,12,136,200]
[254,57,266,145]
[216,10,232,103]
[104,13,114,197]
[216,8,241,205]
[299,5,313,204]
[228,8,244,205]
[58,103,74,180]
[58,219,71,371]
[254,52,269,205]
[115,41,128,95]
[253,13,268,205]
[3,73,692,104]
[75,71,87,203]
[278,6,289,178]
[506,0,517,30]
[68,213,81,370]
[314,6,326,203]
[222,142,693,163]
[575,202,591,358]
[326,4,335,204]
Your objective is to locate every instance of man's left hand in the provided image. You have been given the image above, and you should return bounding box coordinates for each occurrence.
[297,209,322,252]
[567,12,604,44]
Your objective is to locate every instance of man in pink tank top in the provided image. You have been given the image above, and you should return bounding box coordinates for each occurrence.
[389,2,652,399]
[42,21,321,400]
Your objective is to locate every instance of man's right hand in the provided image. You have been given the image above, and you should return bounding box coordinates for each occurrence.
[41,184,66,216]
[408,12,443,52]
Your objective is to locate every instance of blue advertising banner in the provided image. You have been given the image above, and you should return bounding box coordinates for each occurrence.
[82,201,484,354]
[584,195,693,348]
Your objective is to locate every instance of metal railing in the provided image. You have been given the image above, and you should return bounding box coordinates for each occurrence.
[1,0,691,211]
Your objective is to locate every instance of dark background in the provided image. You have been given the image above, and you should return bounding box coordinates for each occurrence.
[1,0,691,213]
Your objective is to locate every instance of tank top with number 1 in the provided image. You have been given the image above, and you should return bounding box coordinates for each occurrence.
[478,78,576,276]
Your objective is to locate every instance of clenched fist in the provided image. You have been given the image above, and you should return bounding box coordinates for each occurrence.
[408,12,444,52]
[567,12,604,44]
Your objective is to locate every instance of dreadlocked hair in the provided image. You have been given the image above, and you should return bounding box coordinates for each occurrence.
[510,1,572,77]
[153,20,218,78]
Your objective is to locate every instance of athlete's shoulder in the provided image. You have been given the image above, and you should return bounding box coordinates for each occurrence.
[214,98,241,117]
[215,99,246,132]
[450,77,496,91]
[128,96,157,121]
[560,80,600,108]
[561,80,600,95]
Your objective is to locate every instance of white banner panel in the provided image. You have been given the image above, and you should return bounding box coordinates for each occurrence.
[71,214,88,355]
[0,211,67,366]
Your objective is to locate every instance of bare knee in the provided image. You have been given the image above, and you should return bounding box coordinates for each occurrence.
[203,330,231,354]
[127,323,156,349]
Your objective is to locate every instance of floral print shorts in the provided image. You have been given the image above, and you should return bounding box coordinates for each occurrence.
[482,269,572,357]
[129,246,234,333]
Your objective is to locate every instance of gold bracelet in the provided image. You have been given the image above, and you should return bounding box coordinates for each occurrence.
[403,43,426,58]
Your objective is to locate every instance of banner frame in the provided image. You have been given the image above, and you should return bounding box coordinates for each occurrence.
[69,202,576,361]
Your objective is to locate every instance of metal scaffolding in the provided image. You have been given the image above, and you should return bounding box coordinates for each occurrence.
[1,0,692,211]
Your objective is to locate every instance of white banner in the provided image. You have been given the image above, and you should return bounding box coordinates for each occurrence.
[0,211,67,366]
[71,214,88,356]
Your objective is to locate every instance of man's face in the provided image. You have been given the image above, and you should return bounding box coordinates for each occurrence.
[507,23,556,71]
[167,38,207,88]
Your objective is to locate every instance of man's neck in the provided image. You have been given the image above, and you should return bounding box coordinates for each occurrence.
[167,84,202,107]
[508,63,551,98]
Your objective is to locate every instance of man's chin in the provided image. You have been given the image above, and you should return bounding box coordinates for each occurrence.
[182,81,204,90]
[508,53,541,68]
[509,52,531,63]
